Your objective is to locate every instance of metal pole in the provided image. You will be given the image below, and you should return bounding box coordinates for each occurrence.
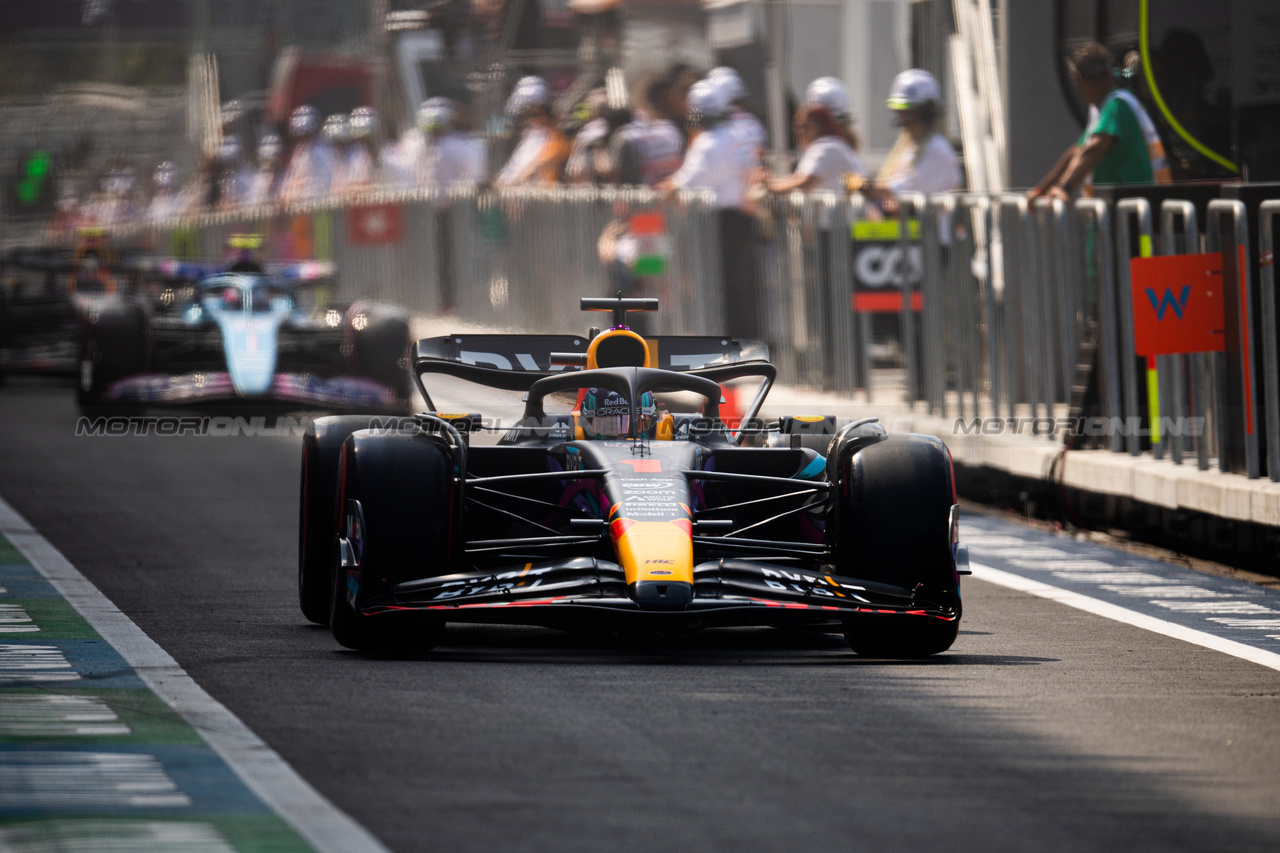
[1075,198,1124,453]
[1207,199,1262,479]
[1114,198,1151,456]
[899,192,926,407]
[1258,200,1280,482]
[763,0,790,171]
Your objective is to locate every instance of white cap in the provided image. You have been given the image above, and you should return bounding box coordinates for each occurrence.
[257,134,282,163]
[887,69,941,110]
[418,97,454,130]
[153,161,177,188]
[804,77,851,119]
[349,106,379,139]
[708,66,746,102]
[322,113,350,143]
[506,75,550,117]
[218,135,242,164]
[687,78,732,122]
[289,105,317,138]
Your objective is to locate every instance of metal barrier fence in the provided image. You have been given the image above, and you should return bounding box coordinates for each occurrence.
[106,185,725,337]
[88,182,1280,480]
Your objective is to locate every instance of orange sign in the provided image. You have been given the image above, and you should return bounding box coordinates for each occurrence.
[1130,252,1226,356]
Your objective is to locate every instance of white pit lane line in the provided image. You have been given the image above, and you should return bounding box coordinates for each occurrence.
[971,562,1280,674]
[0,494,389,853]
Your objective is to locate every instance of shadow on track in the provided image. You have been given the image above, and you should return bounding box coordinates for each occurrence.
[318,623,1057,667]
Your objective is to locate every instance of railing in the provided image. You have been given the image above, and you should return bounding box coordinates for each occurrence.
[31,181,1280,481]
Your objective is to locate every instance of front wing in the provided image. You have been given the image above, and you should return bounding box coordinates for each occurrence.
[354,557,960,633]
[99,371,402,410]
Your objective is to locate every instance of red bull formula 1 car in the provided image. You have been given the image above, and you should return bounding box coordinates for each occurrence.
[298,297,970,657]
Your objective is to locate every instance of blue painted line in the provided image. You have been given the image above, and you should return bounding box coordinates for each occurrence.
[0,564,61,599]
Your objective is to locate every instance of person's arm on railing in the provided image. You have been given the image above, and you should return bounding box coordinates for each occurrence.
[1028,145,1076,200]
[1045,134,1114,202]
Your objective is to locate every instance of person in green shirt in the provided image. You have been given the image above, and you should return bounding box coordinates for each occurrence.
[1031,42,1170,200]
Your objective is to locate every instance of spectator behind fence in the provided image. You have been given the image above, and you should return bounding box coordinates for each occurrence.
[215,135,255,209]
[862,69,960,213]
[608,73,685,186]
[416,97,485,190]
[321,114,352,194]
[759,101,864,195]
[564,89,610,185]
[758,97,866,390]
[1032,43,1172,449]
[1030,42,1172,201]
[279,105,336,203]
[709,66,766,172]
[342,107,383,193]
[804,76,862,154]
[244,134,282,207]
[659,78,760,341]
[146,161,188,221]
[494,76,570,187]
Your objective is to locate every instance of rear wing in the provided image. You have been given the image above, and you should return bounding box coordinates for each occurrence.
[138,258,335,283]
[413,334,771,390]
[413,333,776,438]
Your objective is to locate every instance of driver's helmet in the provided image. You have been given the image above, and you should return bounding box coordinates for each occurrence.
[581,388,657,439]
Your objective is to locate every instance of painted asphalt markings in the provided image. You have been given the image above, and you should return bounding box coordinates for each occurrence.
[0,752,192,809]
[0,819,237,852]
[0,645,79,682]
[0,695,130,737]
[0,603,37,633]
[0,494,389,853]
[971,563,1280,673]
[964,515,1280,673]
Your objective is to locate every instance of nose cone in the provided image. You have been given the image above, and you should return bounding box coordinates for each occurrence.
[216,313,280,396]
[630,580,693,610]
[610,518,694,610]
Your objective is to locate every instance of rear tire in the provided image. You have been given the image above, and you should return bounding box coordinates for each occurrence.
[832,433,960,657]
[350,303,412,402]
[329,429,455,652]
[77,302,147,411]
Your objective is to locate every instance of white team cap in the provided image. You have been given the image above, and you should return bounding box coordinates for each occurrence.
[804,77,851,119]
[887,69,942,110]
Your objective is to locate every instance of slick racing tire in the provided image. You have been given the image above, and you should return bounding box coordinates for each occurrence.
[77,303,148,411]
[0,287,9,386]
[329,429,454,652]
[299,415,396,624]
[832,433,960,657]
[842,614,960,660]
[349,303,412,402]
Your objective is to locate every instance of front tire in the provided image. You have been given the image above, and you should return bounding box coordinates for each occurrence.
[299,415,402,624]
[832,433,961,657]
[329,429,456,652]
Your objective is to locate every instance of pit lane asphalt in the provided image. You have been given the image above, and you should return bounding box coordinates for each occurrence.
[2,378,1279,852]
